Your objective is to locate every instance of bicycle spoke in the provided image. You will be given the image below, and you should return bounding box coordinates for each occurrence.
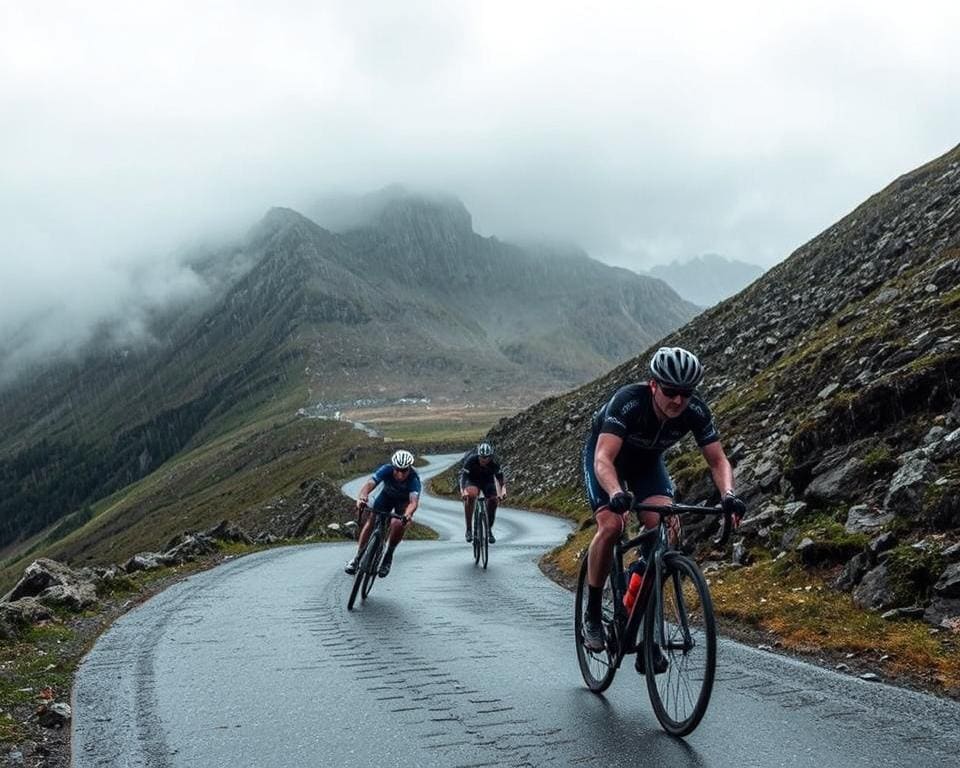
[644,555,716,736]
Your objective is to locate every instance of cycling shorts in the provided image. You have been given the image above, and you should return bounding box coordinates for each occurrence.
[582,430,675,513]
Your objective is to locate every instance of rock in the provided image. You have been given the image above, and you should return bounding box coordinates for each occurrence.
[732,540,750,566]
[873,288,899,304]
[923,598,960,632]
[835,551,872,591]
[783,501,808,520]
[931,427,960,460]
[867,532,897,555]
[943,542,960,562]
[781,528,801,550]
[881,606,926,620]
[739,509,776,535]
[2,558,93,604]
[161,534,217,564]
[859,672,881,682]
[205,520,253,544]
[805,458,866,504]
[0,598,54,640]
[38,583,98,611]
[123,552,163,573]
[853,564,896,610]
[844,504,894,534]
[818,382,840,400]
[884,453,937,512]
[923,426,947,446]
[37,701,71,728]
[933,563,960,598]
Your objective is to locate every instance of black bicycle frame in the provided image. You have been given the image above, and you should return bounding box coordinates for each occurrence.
[606,502,730,667]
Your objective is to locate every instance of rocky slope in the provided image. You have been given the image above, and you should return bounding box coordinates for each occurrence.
[488,143,960,630]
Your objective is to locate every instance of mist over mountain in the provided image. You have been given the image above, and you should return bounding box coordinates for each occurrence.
[0,189,697,552]
[648,253,764,307]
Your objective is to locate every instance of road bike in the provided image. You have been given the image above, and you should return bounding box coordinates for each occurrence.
[347,504,407,610]
[575,498,732,736]
[472,495,490,569]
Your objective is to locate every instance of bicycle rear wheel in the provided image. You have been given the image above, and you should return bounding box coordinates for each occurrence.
[574,553,617,692]
[643,554,716,736]
[479,499,489,569]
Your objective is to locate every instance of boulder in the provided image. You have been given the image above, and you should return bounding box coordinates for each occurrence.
[835,551,872,591]
[782,501,808,520]
[884,453,937,512]
[36,702,71,728]
[161,534,217,564]
[867,532,897,556]
[923,598,960,632]
[123,552,163,573]
[2,558,93,603]
[805,458,866,504]
[844,504,894,534]
[853,564,897,610]
[38,583,97,611]
[933,562,960,598]
[205,520,254,544]
[0,598,54,640]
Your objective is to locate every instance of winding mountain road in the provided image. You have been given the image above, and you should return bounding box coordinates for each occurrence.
[73,455,960,767]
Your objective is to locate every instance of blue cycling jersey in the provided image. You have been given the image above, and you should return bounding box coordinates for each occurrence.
[371,464,422,501]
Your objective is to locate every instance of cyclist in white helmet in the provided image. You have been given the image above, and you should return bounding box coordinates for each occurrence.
[459,442,507,544]
[345,449,421,578]
[580,347,746,668]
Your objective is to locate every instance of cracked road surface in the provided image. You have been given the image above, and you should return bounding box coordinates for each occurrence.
[73,454,960,767]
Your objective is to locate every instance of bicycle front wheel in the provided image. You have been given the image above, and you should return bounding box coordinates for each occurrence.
[574,553,617,692]
[347,539,373,611]
[472,503,482,564]
[479,500,489,569]
[643,554,716,736]
[361,536,383,600]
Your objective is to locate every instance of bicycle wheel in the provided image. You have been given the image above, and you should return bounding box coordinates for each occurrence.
[574,553,617,692]
[643,554,716,736]
[361,534,383,600]
[472,503,482,564]
[347,538,373,610]
[479,499,489,569]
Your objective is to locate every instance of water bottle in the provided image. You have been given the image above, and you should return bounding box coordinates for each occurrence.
[623,558,645,612]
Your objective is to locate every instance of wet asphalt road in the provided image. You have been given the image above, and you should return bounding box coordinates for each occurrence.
[72,454,960,767]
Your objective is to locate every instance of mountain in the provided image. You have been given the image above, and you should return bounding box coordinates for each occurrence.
[648,253,764,307]
[0,189,697,555]
[487,143,960,619]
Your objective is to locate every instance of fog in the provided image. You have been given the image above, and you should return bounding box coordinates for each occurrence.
[2,1,959,375]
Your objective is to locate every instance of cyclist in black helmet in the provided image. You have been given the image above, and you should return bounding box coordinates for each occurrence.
[460,442,507,544]
[345,449,421,578]
[580,347,746,668]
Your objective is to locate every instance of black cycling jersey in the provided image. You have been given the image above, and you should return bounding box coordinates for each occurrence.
[459,452,505,489]
[592,383,719,475]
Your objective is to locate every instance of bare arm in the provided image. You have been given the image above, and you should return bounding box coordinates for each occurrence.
[701,441,734,496]
[357,479,376,508]
[404,493,420,521]
[594,433,625,498]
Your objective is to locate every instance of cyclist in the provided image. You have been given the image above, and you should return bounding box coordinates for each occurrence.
[580,346,746,670]
[460,442,507,544]
[344,449,421,578]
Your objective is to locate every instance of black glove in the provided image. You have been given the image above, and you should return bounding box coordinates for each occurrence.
[722,492,746,520]
[608,491,633,514]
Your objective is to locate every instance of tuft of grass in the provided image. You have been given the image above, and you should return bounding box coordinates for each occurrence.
[709,560,960,691]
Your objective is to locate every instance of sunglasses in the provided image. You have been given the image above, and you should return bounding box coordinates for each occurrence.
[658,384,694,399]
[394,467,411,474]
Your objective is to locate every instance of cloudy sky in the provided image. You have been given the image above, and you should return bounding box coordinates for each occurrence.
[2,1,959,371]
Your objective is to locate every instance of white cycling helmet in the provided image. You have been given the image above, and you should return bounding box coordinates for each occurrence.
[391,449,415,469]
[649,346,704,389]
[477,442,494,457]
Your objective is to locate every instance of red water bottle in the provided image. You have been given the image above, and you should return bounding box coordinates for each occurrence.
[623,559,645,612]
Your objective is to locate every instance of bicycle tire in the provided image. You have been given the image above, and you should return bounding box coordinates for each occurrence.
[361,533,383,600]
[479,499,489,569]
[347,538,373,611]
[472,502,482,564]
[643,553,716,736]
[574,553,617,692]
